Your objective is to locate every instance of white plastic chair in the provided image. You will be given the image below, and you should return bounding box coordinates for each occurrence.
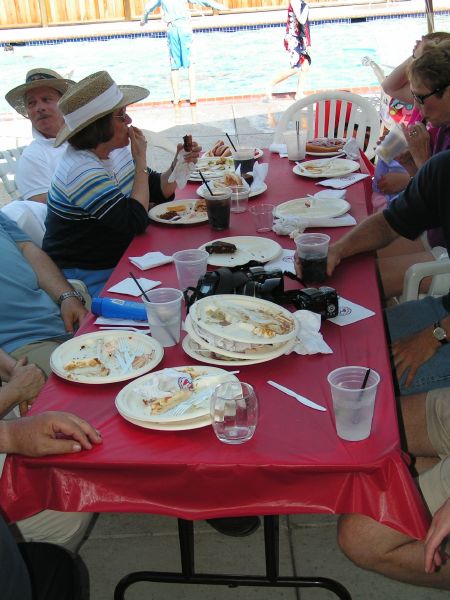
[0,146,26,201]
[273,91,381,160]
[400,250,450,303]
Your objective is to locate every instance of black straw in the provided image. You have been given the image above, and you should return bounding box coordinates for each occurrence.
[129,272,150,301]
[361,368,371,389]
[198,170,213,195]
[225,133,237,152]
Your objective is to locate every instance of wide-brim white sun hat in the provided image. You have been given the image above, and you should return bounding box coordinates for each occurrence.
[54,70,149,147]
[6,68,75,117]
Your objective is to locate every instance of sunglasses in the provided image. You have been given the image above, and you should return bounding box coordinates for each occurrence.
[411,86,447,105]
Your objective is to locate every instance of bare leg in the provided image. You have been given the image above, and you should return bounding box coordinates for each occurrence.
[295,61,310,100]
[170,69,180,104]
[188,64,196,103]
[338,514,450,589]
[400,393,436,457]
[377,250,435,300]
[266,68,297,99]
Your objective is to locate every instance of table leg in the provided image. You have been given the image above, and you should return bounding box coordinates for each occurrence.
[114,516,352,600]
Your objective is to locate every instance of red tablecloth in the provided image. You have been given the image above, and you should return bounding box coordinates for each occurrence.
[0,153,429,540]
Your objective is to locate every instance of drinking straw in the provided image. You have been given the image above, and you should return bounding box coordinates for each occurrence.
[225,133,237,152]
[296,121,300,151]
[129,272,150,301]
[231,105,240,147]
[361,368,371,390]
[199,170,213,195]
[352,368,371,424]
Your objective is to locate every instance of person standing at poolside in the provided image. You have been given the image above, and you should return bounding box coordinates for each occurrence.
[266,0,311,101]
[140,0,224,105]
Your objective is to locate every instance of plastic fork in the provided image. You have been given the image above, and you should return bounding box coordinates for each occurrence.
[99,326,151,333]
[117,338,135,372]
[165,388,212,418]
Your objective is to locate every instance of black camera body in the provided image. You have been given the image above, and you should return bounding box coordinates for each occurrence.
[185,265,339,320]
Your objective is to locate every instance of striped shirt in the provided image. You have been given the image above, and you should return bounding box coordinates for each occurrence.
[43,145,165,270]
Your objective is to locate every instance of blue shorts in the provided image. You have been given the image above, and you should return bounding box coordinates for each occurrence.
[63,267,114,299]
[386,296,450,395]
[167,20,193,70]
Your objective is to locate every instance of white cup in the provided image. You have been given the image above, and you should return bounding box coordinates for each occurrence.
[172,249,209,291]
[211,381,258,444]
[142,287,183,348]
[283,130,307,161]
[375,124,409,162]
[327,366,380,441]
[249,204,274,233]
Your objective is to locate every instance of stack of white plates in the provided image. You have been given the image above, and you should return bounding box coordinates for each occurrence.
[183,294,298,366]
[115,366,239,430]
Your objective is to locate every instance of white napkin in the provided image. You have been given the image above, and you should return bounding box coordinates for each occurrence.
[250,162,268,192]
[129,251,174,270]
[328,297,375,326]
[264,249,296,274]
[285,310,333,355]
[269,142,287,157]
[107,277,161,297]
[342,138,360,160]
[167,150,196,189]
[94,317,147,327]
[317,173,369,189]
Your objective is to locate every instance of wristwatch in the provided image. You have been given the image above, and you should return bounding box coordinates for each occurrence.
[433,321,448,344]
[57,290,86,306]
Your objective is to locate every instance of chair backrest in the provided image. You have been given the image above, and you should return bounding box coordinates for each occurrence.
[273,91,381,160]
[0,146,26,201]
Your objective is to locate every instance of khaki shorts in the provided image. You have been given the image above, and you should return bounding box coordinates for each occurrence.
[10,338,67,377]
[418,389,450,515]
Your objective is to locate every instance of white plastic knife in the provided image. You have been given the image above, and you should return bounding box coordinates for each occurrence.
[267,381,327,412]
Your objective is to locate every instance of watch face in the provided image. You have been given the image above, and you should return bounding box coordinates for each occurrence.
[434,326,447,341]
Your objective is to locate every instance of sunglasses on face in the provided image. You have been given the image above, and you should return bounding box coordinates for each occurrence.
[411,86,447,105]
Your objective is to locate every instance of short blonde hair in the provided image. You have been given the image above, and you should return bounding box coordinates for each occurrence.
[409,41,450,91]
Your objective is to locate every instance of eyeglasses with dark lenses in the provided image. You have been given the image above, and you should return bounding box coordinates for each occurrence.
[411,87,446,105]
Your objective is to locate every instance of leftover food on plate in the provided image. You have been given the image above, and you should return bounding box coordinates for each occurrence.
[152,199,207,223]
[306,138,345,153]
[205,240,237,254]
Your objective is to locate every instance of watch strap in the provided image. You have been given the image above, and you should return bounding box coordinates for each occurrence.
[57,290,86,306]
[433,321,449,344]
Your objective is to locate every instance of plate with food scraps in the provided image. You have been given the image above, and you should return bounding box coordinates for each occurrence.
[202,148,263,160]
[149,199,207,224]
[305,138,346,157]
[189,294,298,345]
[189,156,234,181]
[293,158,359,179]
[198,236,282,267]
[115,366,239,428]
[274,197,351,220]
[196,181,267,199]
[50,331,164,384]
[185,317,296,360]
[117,411,211,431]
[182,334,268,366]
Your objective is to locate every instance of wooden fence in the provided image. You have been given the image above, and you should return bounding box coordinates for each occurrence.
[1,0,298,29]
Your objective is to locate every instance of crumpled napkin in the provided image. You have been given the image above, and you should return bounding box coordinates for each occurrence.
[129,251,174,270]
[285,310,333,355]
[317,173,370,189]
[272,190,356,236]
[168,150,196,189]
[269,142,287,156]
[107,277,161,296]
[341,138,360,160]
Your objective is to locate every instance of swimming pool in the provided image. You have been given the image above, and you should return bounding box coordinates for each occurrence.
[1,13,449,113]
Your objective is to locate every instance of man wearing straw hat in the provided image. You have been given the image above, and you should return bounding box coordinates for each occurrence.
[43,70,200,297]
[5,68,75,203]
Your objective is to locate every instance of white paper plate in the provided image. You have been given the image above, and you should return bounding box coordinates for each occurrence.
[201,148,263,160]
[118,411,211,431]
[149,199,207,225]
[115,366,239,427]
[189,156,234,181]
[293,158,359,179]
[182,334,289,366]
[196,182,267,199]
[188,295,298,346]
[306,150,344,157]
[274,197,351,220]
[199,236,282,267]
[50,331,164,384]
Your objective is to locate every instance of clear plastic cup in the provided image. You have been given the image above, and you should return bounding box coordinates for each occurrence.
[327,366,380,441]
[229,184,249,213]
[231,149,257,177]
[211,381,258,444]
[375,124,409,162]
[249,204,274,233]
[283,130,307,161]
[203,189,232,230]
[172,249,209,291]
[295,233,330,284]
[142,287,183,348]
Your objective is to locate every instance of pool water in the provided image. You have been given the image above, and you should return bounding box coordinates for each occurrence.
[1,14,449,113]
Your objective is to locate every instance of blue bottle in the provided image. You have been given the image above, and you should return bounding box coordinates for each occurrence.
[91,297,147,321]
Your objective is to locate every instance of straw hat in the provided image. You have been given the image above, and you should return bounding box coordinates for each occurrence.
[54,71,149,147]
[6,68,75,117]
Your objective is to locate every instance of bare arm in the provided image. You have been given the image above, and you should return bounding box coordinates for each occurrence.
[129,126,150,210]
[0,358,45,418]
[0,411,102,457]
[28,193,48,204]
[381,56,414,104]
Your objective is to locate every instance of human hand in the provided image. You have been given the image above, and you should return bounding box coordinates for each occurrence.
[392,327,440,388]
[60,297,87,333]
[175,141,202,164]
[377,172,410,194]
[129,126,148,170]
[8,357,46,417]
[404,122,431,168]
[294,244,341,280]
[3,411,102,457]
[424,497,450,573]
